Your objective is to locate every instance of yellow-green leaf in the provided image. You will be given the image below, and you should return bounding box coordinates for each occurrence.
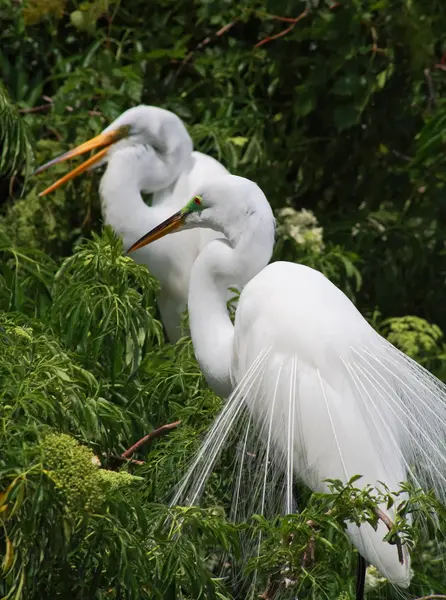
[228,136,248,147]
[2,537,14,572]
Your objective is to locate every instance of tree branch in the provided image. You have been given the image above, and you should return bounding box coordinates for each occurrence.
[258,570,282,599]
[424,67,436,111]
[259,503,407,600]
[255,9,309,48]
[121,420,181,459]
[254,3,341,49]
[19,103,52,114]
[111,454,145,466]
[373,507,404,565]
[177,22,236,75]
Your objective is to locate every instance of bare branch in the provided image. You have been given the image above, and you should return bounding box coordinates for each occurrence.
[255,9,309,49]
[373,507,404,565]
[369,25,388,55]
[19,103,52,114]
[254,3,341,49]
[301,533,316,568]
[121,420,181,459]
[258,570,282,599]
[424,68,436,111]
[259,504,407,600]
[178,22,236,74]
[111,454,145,466]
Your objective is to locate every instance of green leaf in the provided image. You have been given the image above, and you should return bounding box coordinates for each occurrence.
[333,105,360,131]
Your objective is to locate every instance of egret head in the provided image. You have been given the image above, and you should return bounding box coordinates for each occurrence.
[127,175,274,252]
[34,105,191,196]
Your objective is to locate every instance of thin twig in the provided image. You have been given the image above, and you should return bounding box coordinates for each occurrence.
[106,0,121,51]
[255,9,309,48]
[254,3,341,49]
[369,26,387,56]
[258,570,282,599]
[194,22,235,52]
[19,102,101,117]
[48,128,62,141]
[19,103,52,114]
[8,174,17,198]
[301,533,316,568]
[111,454,145,466]
[261,516,319,599]
[374,507,404,565]
[177,22,236,75]
[121,420,181,459]
[264,13,307,23]
[424,67,436,111]
[259,502,408,600]
[391,149,412,162]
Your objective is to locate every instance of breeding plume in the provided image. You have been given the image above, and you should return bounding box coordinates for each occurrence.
[128,175,446,590]
[34,105,228,341]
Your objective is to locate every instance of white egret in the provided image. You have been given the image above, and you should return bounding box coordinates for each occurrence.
[128,175,446,590]
[34,105,228,341]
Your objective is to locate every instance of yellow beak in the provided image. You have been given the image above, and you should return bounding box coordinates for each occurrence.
[127,210,187,253]
[34,126,129,197]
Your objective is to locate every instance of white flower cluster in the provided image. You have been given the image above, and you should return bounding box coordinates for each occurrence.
[276,207,324,253]
[364,565,387,590]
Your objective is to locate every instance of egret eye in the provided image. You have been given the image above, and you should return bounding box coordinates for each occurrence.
[188,196,204,211]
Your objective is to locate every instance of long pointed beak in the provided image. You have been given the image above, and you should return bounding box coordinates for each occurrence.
[34,126,129,197]
[127,211,187,253]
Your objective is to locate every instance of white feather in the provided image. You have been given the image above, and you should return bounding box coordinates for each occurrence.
[139,175,446,590]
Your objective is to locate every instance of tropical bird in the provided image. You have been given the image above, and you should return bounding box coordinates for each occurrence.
[127,174,446,590]
[34,105,228,342]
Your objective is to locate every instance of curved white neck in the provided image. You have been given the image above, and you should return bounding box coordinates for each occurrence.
[99,151,158,241]
[99,107,194,224]
[188,215,274,397]
[99,143,194,239]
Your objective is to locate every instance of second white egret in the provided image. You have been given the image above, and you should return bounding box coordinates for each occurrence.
[34,105,228,341]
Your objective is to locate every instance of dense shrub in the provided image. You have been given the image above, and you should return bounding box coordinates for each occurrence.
[1,0,446,598]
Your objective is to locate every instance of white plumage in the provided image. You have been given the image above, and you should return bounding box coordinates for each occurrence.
[129,174,446,591]
[35,105,229,341]
[233,261,411,585]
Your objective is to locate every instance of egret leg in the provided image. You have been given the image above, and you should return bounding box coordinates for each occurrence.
[355,554,367,600]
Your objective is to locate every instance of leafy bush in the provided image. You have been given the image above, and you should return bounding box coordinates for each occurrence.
[2,0,446,598]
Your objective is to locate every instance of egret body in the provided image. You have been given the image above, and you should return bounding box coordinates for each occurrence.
[128,175,446,589]
[34,105,228,341]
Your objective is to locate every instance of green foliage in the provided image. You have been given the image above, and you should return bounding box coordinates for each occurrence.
[2,0,446,598]
[0,312,98,449]
[0,232,56,317]
[40,432,139,514]
[381,315,443,361]
[40,432,142,513]
[0,83,33,178]
[51,227,162,378]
